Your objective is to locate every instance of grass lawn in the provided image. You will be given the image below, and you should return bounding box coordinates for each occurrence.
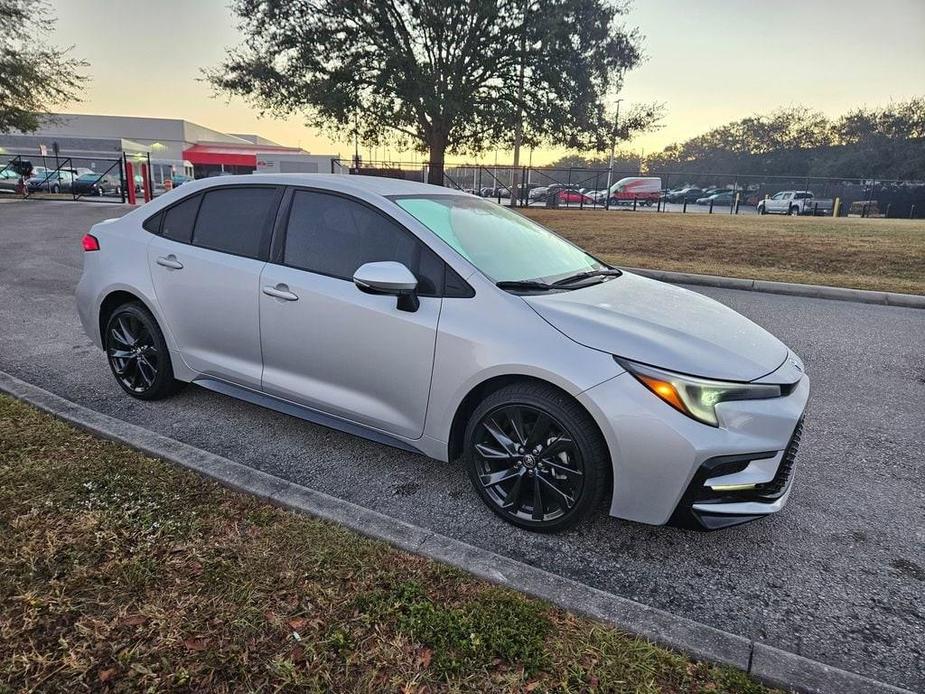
[522,209,925,295]
[0,395,776,693]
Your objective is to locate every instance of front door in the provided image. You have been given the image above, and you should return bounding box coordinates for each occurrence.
[259,189,442,439]
[147,186,280,389]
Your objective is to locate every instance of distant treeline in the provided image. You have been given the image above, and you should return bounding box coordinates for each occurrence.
[553,98,925,180]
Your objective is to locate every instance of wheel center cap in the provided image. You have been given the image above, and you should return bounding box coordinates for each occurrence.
[522,454,536,468]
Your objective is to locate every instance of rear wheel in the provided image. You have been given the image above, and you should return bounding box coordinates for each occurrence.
[789,205,799,216]
[105,302,181,400]
[464,382,608,532]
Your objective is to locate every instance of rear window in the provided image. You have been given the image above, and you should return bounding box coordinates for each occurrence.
[192,187,278,259]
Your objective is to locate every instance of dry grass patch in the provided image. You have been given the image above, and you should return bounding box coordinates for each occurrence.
[522,210,925,295]
[0,396,776,693]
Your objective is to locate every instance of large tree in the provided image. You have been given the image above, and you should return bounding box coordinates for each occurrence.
[207,0,651,184]
[0,0,87,133]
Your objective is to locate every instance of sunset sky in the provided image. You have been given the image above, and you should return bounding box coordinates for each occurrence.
[48,0,925,165]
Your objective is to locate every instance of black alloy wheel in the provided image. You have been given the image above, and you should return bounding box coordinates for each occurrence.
[464,382,608,532]
[105,303,180,400]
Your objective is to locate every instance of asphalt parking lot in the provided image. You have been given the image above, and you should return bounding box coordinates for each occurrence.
[1,200,923,690]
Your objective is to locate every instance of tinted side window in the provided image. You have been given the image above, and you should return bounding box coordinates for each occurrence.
[192,187,278,258]
[161,194,201,243]
[284,191,440,295]
[142,211,163,234]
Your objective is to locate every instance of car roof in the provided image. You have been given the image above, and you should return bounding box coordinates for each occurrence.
[168,173,460,199]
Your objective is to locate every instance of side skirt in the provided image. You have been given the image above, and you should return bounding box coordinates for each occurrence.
[193,377,426,456]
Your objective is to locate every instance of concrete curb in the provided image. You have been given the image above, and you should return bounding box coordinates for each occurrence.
[624,267,925,309]
[0,370,913,694]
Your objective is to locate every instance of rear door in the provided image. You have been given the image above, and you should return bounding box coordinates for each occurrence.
[258,188,444,438]
[147,185,282,389]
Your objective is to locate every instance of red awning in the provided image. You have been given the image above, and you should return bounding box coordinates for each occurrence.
[182,145,258,167]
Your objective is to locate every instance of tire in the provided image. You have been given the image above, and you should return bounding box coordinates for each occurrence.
[789,205,799,216]
[463,381,609,532]
[104,302,182,400]
[52,184,59,194]
[758,204,767,215]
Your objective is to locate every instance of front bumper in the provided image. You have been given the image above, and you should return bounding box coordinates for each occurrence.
[668,417,804,529]
[577,360,810,528]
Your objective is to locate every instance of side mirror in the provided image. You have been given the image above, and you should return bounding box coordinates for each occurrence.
[353,261,420,312]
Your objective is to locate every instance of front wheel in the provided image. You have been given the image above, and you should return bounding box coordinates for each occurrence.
[464,382,609,532]
[789,205,799,216]
[105,302,181,400]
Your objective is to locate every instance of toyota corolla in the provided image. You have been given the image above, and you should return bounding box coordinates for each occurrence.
[77,175,809,532]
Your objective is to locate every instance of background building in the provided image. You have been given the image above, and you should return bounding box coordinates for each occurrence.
[0,113,339,184]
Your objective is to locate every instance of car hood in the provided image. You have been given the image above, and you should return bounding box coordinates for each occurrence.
[524,272,789,381]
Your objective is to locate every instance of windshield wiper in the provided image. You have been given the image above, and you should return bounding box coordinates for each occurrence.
[551,268,622,287]
[496,280,553,292]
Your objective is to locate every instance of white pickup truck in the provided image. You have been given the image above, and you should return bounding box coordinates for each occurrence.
[757,190,833,216]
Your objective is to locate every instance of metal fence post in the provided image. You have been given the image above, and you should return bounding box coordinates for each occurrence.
[119,153,127,203]
[632,195,637,211]
[708,199,714,214]
[521,166,527,207]
[682,199,687,213]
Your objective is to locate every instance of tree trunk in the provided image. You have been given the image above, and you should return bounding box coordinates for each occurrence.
[427,137,446,186]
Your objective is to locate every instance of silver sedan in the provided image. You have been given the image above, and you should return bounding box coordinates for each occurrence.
[76,174,809,532]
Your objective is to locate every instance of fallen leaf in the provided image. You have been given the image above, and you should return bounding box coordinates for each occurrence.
[121,615,147,626]
[183,637,208,652]
[419,647,432,668]
[525,681,540,692]
[287,617,308,631]
[98,668,117,683]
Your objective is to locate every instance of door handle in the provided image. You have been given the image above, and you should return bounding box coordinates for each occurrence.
[262,284,299,301]
[156,255,183,270]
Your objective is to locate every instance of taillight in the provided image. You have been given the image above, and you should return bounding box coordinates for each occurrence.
[82,233,100,252]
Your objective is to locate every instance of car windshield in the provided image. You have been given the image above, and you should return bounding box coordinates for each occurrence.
[392,194,605,283]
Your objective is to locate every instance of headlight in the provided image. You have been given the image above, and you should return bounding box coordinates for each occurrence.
[616,358,782,427]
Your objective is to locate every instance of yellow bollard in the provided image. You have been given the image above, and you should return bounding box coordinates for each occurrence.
[833,197,841,217]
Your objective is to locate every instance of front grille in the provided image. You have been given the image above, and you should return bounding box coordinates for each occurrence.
[756,417,804,497]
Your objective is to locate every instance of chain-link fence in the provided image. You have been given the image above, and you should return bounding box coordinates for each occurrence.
[334,159,924,219]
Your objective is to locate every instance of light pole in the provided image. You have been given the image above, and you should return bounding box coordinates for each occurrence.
[605,99,622,211]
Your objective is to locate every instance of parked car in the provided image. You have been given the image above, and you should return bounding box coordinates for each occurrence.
[757,191,832,216]
[528,186,549,201]
[530,184,581,203]
[555,189,595,205]
[171,174,193,188]
[77,175,809,532]
[73,173,121,197]
[26,169,75,193]
[663,187,704,203]
[0,168,22,193]
[695,191,735,206]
